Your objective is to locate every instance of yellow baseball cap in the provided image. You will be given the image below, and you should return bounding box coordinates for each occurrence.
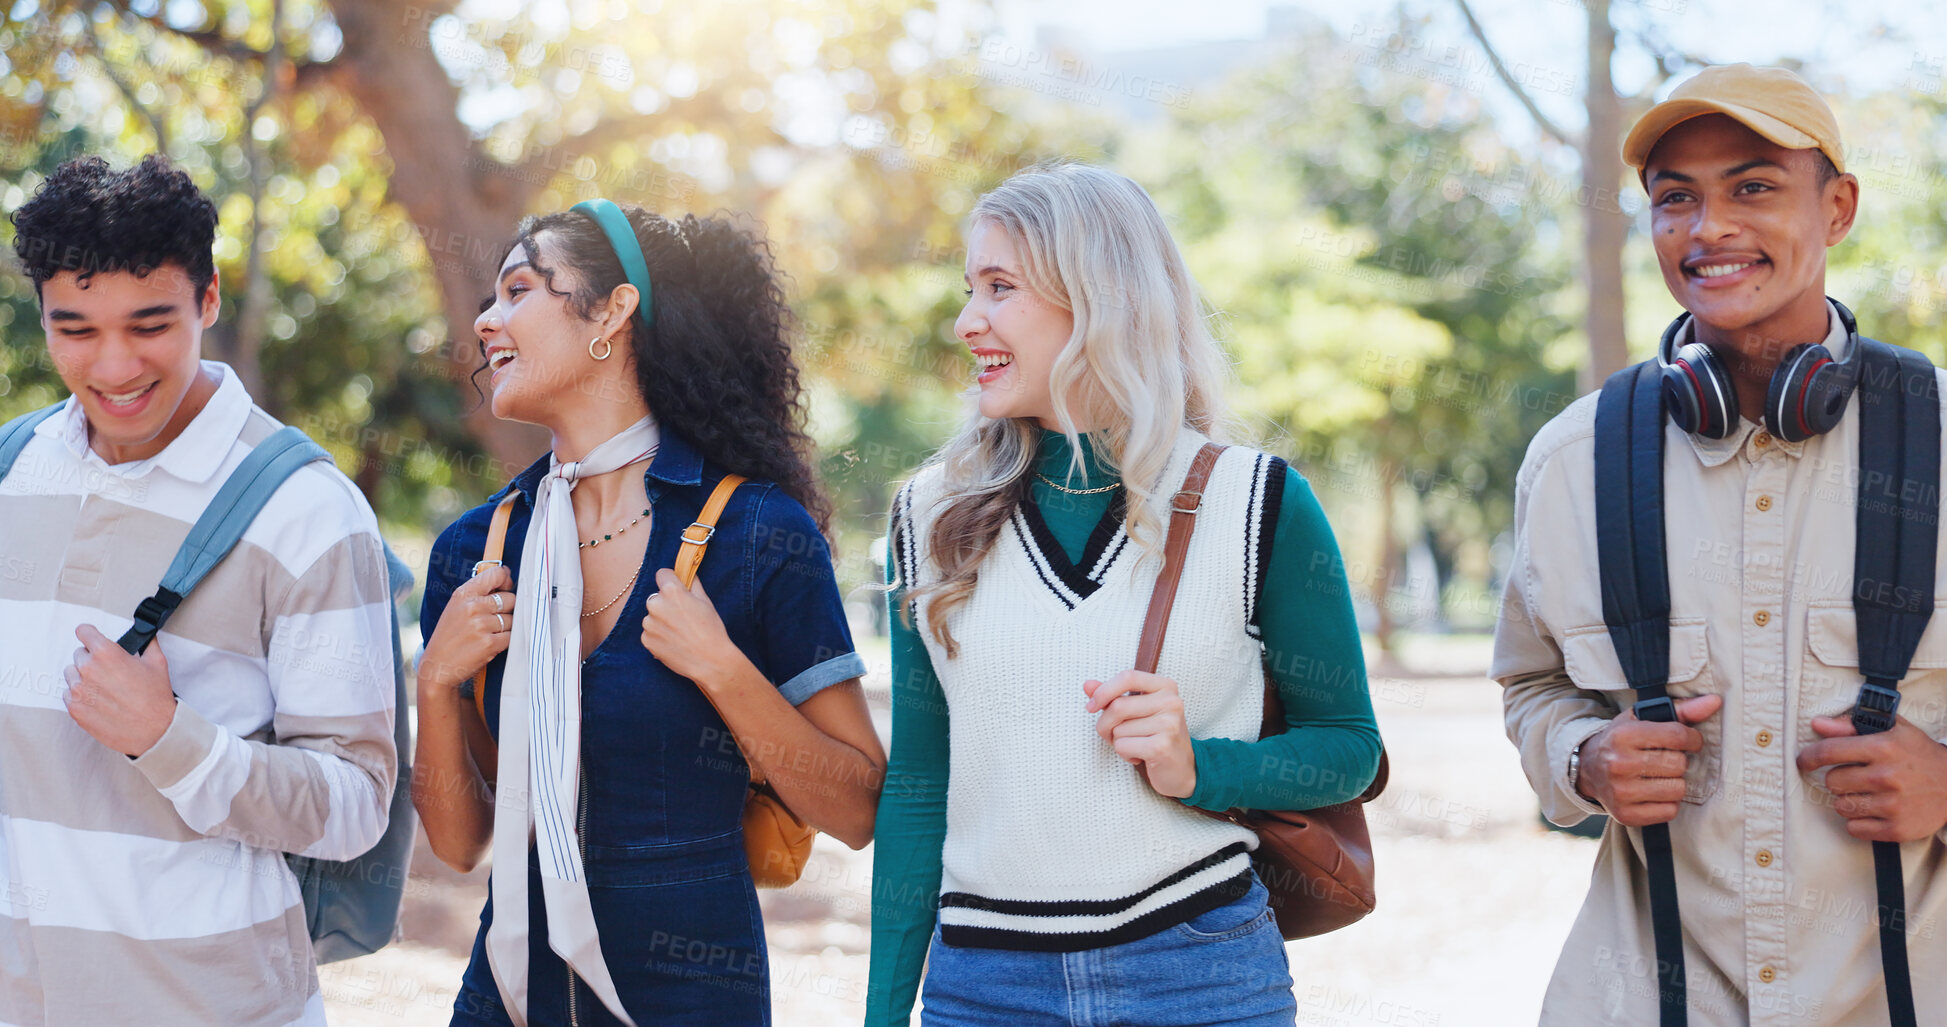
[1623,63,1844,174]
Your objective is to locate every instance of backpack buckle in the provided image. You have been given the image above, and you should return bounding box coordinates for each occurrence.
[118,588,184,656]
[681,522,717,546]
[1170,490,1203,515]
[1851,679,1902,735]
[1632,694,1677,724]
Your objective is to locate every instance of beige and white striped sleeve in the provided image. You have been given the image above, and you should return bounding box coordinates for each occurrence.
[131,507,397,861]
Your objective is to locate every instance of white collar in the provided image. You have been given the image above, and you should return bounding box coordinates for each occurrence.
[36,360,254,483]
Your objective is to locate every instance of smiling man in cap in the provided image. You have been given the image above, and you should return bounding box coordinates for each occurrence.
[1494,64,1947,1025]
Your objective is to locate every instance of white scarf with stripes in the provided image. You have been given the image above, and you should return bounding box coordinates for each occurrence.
[485,415,658,1027]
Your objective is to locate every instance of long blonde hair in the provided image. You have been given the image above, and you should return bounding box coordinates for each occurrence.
[900,160,1235,657]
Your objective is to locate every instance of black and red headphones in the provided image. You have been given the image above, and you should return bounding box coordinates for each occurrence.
[1659,297,1862,443]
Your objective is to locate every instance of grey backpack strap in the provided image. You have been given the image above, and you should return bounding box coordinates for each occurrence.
[118,426,330,654]
[0,404,64,482]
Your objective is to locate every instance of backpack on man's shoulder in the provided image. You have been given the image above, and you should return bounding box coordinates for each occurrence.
[0,402,415,964]
[1593,337,1938,1027]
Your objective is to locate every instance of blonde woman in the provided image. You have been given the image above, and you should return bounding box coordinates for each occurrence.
[867,162,1383,1026]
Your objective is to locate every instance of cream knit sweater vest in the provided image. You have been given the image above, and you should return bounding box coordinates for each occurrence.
[893,429,1283,950]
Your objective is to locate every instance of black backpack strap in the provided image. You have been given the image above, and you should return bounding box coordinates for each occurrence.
[1851,339,1940,720]
[1849,338,1936,1027]
[1594,359,1687,1027]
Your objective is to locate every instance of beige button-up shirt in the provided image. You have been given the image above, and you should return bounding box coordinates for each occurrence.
[1493,306,1947,1026]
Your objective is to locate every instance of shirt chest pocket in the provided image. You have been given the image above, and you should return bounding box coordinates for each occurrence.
[1803,602,1947,745]
[1559,617,1720,805]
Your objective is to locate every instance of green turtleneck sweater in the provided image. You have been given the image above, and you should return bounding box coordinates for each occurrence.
[867,429,1381,1025]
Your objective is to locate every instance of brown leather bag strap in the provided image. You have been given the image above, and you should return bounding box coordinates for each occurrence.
[1134,443,1226,674]
[673,474,746,587]
[1134,444,1387,814]
[472,493,520,730]
[1133,444,1228,804]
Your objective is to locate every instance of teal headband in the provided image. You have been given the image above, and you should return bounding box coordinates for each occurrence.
[570,197,653,326]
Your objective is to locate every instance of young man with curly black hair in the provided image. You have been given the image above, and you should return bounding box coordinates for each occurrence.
[0,154,394,1024]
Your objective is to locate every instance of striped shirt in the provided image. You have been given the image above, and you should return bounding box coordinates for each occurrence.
[0,362,395,1026]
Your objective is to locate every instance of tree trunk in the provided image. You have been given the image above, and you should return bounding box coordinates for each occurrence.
[1580,0,1628,389]
[228,0,279,407]
[1373,461,1401,655]
[325,0,548,471]
[1419,505,1452,630]
[1454,0,1629,387]
[356,426,386,502]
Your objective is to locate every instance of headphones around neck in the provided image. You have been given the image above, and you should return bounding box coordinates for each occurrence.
[1658,297,1861,443]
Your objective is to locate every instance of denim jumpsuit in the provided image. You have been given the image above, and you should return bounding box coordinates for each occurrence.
[422,431,866,1027]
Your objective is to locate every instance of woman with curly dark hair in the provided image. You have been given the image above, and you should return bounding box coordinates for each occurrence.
[412,199,883,1027]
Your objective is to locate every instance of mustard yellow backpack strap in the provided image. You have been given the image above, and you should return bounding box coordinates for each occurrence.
[671,475,758,781]
[672,474,745,587]
[471,493,520,731]
[665,473,814,885]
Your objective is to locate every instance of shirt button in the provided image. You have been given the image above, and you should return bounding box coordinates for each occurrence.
[1754,610,1771,627]
[1755,431,1772,449]
[1759,965,1777,984]
[1756,849,1774,868]
[1756,495,1773,512]
[1756,729,1773,747]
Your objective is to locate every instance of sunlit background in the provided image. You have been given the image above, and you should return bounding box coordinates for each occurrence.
[3,0,1945,1023]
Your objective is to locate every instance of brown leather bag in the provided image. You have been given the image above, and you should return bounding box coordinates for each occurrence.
[469,475,816,888]
[1134,443,1388,939]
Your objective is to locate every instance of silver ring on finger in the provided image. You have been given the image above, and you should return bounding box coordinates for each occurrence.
[495,613,506,633]
[491,592,504,613]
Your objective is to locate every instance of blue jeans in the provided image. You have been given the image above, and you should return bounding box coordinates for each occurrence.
[919,873,1297,1026]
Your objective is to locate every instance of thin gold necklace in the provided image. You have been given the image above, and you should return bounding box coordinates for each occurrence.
[582,564,642,618]
[1036,473,1121,495]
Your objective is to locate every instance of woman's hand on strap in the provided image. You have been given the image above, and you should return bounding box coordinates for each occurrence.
[418,564,517,695]
[1085,670,1198,799]
[412,563,512,874]
[642,566,887,848]
[640,568,739,689]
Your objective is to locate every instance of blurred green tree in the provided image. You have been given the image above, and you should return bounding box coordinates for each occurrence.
[0,0,1064,579]
[1135,19,1577,649]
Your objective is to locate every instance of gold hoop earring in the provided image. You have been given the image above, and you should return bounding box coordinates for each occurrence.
[589,336,613,361]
